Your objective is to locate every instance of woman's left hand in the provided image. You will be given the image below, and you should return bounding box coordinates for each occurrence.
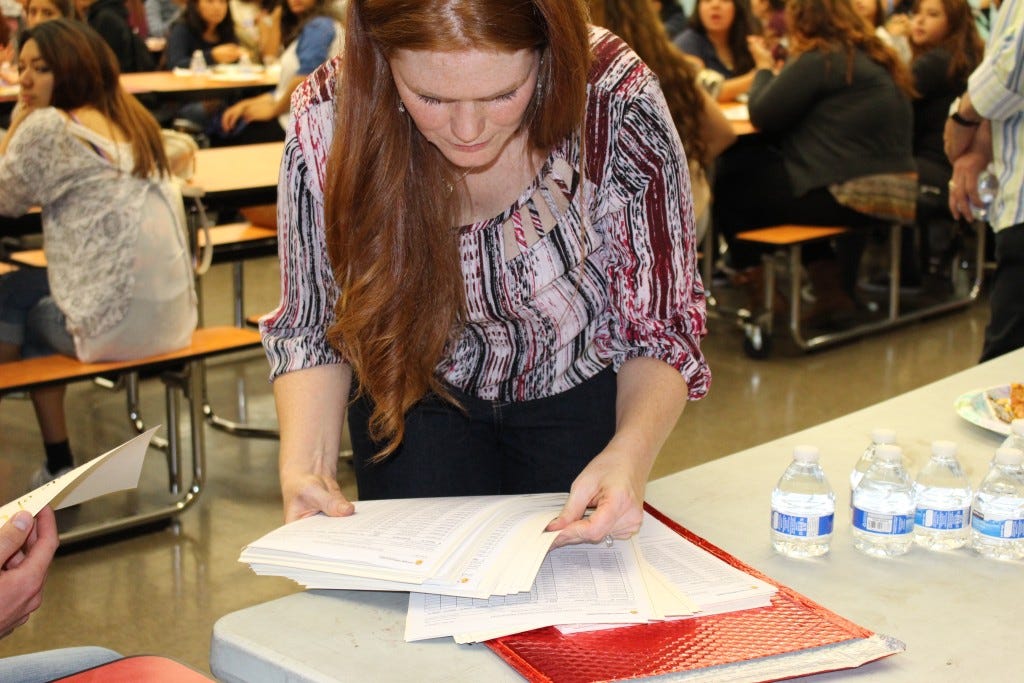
[545,444,648,548]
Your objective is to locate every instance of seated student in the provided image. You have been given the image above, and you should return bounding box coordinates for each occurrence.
[588,0,737,240]
[0,508,124,681]
[713,0,916,318]
[79,0,154,71]
[0,19,198,484]
[163,0,245,68]
[674,0,758,101]
[907,0,982,277]
[25,0,76,27]
[217,0,341,144]
[853,0,912,62]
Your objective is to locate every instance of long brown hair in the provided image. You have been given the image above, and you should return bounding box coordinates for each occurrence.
[323,0,591,457]
[588,0,708,167]
[786,0,916,97]
[909,0,983,84]
[22,19,168,178]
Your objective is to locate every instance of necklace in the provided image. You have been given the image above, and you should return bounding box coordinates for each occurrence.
[445,168,472,196]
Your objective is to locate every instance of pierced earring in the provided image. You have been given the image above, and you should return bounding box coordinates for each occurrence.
[398,101,406,113]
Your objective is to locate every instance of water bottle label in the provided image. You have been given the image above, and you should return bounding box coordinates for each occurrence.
[852,508,914,535]
[971,512,1024,539]
[914,507,969,531]
[771,511,834,538]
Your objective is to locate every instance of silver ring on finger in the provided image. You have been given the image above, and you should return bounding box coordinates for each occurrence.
[604,534,614,548]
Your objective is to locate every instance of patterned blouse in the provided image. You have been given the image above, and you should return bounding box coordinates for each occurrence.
[261,28,710,402]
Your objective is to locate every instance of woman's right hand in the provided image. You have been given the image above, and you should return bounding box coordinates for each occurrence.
[280,470,355,523]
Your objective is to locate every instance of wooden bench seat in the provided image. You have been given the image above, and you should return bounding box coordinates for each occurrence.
[735,224,848,245]
[728,222,984,358]
[6,223,278,271]
[1,326,263,544]
[0,326,261,394]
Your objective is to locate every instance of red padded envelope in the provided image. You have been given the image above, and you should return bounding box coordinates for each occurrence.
[485,504,898,682]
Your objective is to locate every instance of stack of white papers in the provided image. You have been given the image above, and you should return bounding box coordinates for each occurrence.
[241,497,777,642]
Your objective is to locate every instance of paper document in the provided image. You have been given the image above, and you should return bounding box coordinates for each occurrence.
[405,537,656,642]
[0,428,158,526]
[556,512,776,634]
[241,494,565,598]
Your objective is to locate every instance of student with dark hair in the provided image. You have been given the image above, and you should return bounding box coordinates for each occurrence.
[0,19,197,485]
[163,0,244,68]
[25,0,77,27]
[675,0,759,101]
[79,0,154,71]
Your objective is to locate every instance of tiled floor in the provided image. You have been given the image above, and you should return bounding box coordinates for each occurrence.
[0,256,991,676]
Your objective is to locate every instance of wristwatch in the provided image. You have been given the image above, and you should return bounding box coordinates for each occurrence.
[949,96,981,127]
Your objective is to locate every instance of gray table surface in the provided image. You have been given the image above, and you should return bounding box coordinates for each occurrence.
[211,348,1024,682]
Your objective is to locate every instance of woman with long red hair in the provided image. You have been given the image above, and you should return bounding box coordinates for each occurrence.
[260,0,710,546]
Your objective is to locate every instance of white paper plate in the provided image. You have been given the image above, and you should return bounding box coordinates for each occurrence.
[954,385,1015,436]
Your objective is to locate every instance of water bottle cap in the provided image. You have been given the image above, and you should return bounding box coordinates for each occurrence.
[792,445,819,463]
[875,444,902,462]
[931,440,957,458]
[1011,419,1024,437]
[994,447,1024,465]
[870,428,897,444]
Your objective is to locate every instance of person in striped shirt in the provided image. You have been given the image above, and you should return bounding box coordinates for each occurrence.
[945,0,1024,361]
[260,0,709,547]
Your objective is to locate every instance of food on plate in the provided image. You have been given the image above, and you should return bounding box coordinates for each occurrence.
[986,382,1024,423]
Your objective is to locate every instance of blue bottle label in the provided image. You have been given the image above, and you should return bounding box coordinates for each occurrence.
[771,511,833,538]
[852,508,914,535]
[914,507,969,531]
[971,510,1024,539]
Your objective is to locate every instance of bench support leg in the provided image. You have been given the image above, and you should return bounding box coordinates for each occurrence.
[57,361,207,546]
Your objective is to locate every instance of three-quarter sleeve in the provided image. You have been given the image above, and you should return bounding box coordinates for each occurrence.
[598,77,710,400]
[0,110,74,217]
[259,127,344,380]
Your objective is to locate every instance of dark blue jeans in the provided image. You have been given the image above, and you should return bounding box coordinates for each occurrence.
[348,367,617,499]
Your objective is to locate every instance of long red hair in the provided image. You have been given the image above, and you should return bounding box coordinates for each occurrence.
[323,0,591,457]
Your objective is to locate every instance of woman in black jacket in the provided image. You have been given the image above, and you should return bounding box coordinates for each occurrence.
[713,0,916,314]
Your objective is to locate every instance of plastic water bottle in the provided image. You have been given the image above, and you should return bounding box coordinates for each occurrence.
[912,440,972,550]
[851,444,915,557]
[970,447,1024,560]
[770,446,835,558]
[970,168,999,220]
[1000,419,1024,451]
[189,49,208,74]
[849,428,897,494]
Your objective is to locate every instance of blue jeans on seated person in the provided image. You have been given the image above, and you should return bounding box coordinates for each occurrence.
[349,366,617,499]
[0,268,75,359]
[0,646,122,683]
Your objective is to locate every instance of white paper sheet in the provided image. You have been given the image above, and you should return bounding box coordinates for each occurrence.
[0,428,158,526]
[404,538,655,642]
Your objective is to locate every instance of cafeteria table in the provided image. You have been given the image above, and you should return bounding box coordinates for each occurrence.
[210,347,1024,682]
[120,68,279,99]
